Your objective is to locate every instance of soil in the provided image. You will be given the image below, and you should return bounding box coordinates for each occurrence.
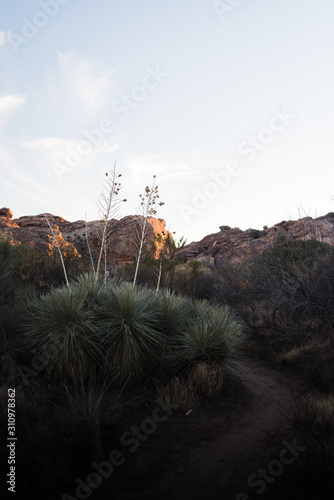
[101,359,300,500]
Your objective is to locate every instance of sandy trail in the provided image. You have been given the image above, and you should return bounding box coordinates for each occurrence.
[151,359,295,500]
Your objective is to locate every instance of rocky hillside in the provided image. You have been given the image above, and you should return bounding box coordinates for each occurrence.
[177,213,334,266]
[0,207,168,265]
[1,207,334,267]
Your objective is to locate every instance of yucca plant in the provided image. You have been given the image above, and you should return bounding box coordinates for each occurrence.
[154,289,196,374]
[101,284,163,382]
[23,287,103,381]
[165,301,244,396]
[155,289,196,337]
[70,272,118,310]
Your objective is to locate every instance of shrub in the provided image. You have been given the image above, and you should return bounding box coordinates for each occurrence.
[21,273,244,392]
[101,284,163,382]
[280,391,334,499]
[0,239,24,379]
[0,327,22,382]
[0,238,20,301]
[168,261,217,300]
[17,245,89,294]
[23,287,103,381]
[70,272,118,312]
[164,301,244,395]
[216,238,334,353]
[249,229,267,239]
[155,289,196,337]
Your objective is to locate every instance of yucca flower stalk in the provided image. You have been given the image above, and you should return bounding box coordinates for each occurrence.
[85,215,95,275]
[133,175,164,286]
[43,212,69,288]
[95,161,126,285]
[153,231,186,293]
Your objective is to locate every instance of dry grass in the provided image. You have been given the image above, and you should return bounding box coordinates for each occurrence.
[156,361,225,412]
[189,360,224,398]
[156,376,201,412]
[280,337,334,392]
[286,392,334,448]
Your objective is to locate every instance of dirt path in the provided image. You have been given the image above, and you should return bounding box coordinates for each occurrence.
[149,359,295,500]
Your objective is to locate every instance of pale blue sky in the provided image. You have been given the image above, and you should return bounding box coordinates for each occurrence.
[0,0,333,242]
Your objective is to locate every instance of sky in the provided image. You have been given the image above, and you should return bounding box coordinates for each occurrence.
[0,0,333,243]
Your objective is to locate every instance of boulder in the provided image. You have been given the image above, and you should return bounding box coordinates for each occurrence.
[0,207,13,219]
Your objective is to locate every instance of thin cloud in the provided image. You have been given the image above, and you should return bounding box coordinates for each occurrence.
[0,140,66,210]
[0,93,26,126]
[0,175,59,209]
[57,51,115,120]
[20,135,120,182]
[0,30,11,49]
[20,136,73,153]
[125,152,202,183]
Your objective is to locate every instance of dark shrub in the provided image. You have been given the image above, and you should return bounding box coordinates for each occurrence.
[216,238,334,353]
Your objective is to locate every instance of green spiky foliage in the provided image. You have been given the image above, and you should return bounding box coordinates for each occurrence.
[165,301,245,374]
[70,272,118,310]
[163,301,244,396]
[155,289,196,337]
[23,287,103,381]
[154,289,197,374]
[101,284,162,381]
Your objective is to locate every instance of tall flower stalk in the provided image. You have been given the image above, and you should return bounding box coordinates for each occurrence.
[85,214,95,275]
[95,162,126,285]
[133,175,164,286]
[44,212,69,288]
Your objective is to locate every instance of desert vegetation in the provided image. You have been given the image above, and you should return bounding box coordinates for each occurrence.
[1,173,334,499]
[0,171,247,499]
[0,262,245,499]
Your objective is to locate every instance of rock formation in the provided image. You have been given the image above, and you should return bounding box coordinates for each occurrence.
[1,208,334,268]
[177,213,334,266]
[0,209,169,265]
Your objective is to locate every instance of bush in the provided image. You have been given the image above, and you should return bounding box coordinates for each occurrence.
[249,229,267,239]
[155,289,196,337]
[164,301,245,395]
[17,244,89,294]
[280,391,334,499]
[99,283,163,382]
[23,287,103,381]
[0,239,24,380]
[0,238,20,304]
[21,273,245,393]
[216,238,334,353]
[168,260,217,300]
